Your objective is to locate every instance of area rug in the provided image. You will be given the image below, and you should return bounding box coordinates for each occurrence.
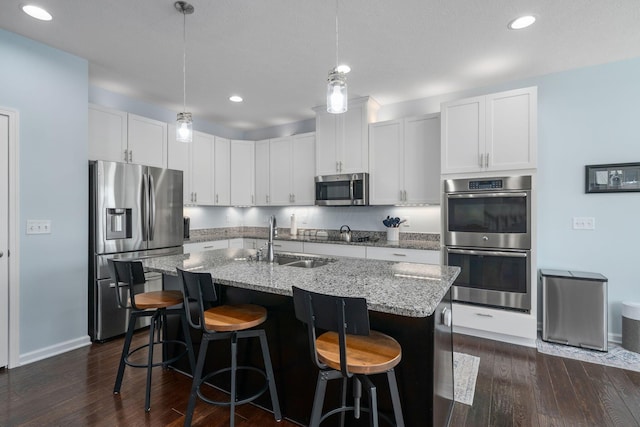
[454,352,480,406]
[536,338,640,373]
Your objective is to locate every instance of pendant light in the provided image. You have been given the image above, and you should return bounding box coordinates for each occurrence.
[327,0,347,114]
[175,1,194,142]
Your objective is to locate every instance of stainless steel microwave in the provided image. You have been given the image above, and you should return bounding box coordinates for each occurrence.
[315,173,369,206]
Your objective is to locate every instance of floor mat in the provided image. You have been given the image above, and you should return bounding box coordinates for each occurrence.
[536,338,640,372]
[454,352,480,406]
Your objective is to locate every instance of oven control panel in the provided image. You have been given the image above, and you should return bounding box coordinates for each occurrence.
[468,179,503,190]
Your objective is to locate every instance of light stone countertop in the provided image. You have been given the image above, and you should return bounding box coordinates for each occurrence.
[142,248,459,318]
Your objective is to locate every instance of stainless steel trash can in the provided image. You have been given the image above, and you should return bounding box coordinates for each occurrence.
[541,269,608,351]
[622,302,640,353]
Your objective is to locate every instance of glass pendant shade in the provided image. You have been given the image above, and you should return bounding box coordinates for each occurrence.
[327,70,348,114]
[176,112,193,143]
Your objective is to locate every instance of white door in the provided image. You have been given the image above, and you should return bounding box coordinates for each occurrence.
[0,113,9,368]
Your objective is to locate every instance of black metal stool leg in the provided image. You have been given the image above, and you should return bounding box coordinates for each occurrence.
[353,377,362,419]
[114,312,138,395]
[257,330,282,421]
[144,312,157,412]
[340,377,348,427]
[230,332,238,427]
[387,369,404,427]
[184,336,209,427]
[310,371,329,427]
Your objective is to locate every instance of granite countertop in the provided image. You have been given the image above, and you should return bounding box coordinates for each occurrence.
[184,227,441,251]
[142,248,459,318]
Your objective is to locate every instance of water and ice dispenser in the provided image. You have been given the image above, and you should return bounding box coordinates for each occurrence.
[106,208,132,240]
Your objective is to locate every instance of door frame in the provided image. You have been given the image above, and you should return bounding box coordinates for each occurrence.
[1,107,20,368]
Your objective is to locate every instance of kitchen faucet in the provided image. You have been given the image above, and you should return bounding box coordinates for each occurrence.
[267,215,278,263]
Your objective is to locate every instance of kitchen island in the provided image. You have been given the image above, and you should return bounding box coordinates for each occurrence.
[143,248,460,427]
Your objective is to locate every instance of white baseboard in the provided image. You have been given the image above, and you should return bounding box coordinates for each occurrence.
[18,335,92,367]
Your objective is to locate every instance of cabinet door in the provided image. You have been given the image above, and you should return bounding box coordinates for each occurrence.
[230,140,255,206]
[168,124,192,205]
[486,87,537,171]
[315,111,339,175]
[254,139,270,205]
[191,132,215,205]
[127,114,167,168]
[214,137,231,205]
[89,104,127,162]
[441,96,485,174]
[404,115,440,204]
[341,104,369,173]
[269,136,292,206]
[291,133,316,205]
[369,120,403,205]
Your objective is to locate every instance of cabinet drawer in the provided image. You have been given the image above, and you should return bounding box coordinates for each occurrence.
[452,303,537,341]
[271,240,304,253]
[366,247,440,264]
[303,242,366,258]
[183,240,229,253]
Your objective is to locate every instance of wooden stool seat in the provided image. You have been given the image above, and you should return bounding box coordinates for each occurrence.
[133,290,184,309]
[204,304,267,332]
[316,330,402,375]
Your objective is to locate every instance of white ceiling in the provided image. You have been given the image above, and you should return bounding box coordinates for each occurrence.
[2,1,640,131]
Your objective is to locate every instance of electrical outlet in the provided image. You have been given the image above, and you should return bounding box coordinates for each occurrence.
[27,219,52,234]
[572,217,595,230]
[402,216,410,227]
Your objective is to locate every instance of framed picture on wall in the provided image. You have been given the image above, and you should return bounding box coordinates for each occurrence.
[585,162,640,193]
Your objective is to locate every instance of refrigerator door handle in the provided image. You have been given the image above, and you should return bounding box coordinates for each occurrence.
[141,173,149,241]
[148,173,156,241]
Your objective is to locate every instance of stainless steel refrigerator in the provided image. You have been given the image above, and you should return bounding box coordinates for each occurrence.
[89,160,184,341]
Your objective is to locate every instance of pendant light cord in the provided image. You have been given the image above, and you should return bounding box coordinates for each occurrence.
[335,0,339,67]
[182,10,187,112]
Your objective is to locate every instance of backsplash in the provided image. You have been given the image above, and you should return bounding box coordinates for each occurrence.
[184,205,442,234]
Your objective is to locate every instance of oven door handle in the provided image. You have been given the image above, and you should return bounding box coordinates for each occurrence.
[447,192,528,199]
[446,248,528,258]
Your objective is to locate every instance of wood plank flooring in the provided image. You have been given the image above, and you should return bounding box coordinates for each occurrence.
[1,331,639,426]
[451,333,640,427]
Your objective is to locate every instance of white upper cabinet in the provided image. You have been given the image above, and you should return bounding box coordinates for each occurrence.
[291,132,316,205]
[369,114,440,205]
[441,87,537,174]
[89,104,127,162]
[167,124,192,204]
[230,140,255,206]
[168,128,215,205]
[191,132,215,205]
[314,97,379,175]
[214,137,231,205]
[254,139,270,206]
[269,133,316,206]
[89,105,168,168]
[127,114,168,168]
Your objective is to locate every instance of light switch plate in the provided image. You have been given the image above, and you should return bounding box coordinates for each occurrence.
[27,219,52,234]
[572,217,595,230]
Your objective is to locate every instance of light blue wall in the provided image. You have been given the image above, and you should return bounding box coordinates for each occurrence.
[0,29,89,355]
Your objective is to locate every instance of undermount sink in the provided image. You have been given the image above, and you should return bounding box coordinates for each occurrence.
[275,254,333,269]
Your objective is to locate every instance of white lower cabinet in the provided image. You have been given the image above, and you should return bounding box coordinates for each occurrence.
[183,240,229,253]
[228,238,244,248]
[452,303,537,346]
[271,240,304,253]
[365,247,440,264]
[303,242,366,258]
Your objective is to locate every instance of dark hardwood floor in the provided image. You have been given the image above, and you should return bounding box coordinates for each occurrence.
[451,333,640,427]
[1,331,639,426]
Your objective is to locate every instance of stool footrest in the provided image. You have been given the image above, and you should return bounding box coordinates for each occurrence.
[124,340,190,369]
[197,365,270,407]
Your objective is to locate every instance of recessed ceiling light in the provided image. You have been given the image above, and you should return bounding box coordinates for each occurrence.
[336,64,351,74]
[229,95,243,103]
[22,4,53,21]
[508,15,536,30]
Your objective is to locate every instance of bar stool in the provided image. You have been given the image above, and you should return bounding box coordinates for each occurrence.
[292,286,404,427]
[108,259,195,412]
[177,268,282,427]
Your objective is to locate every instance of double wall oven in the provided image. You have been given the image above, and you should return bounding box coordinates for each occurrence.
[444,176,532,312]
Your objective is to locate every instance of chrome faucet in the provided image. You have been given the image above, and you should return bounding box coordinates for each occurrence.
[267,215,278,263]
